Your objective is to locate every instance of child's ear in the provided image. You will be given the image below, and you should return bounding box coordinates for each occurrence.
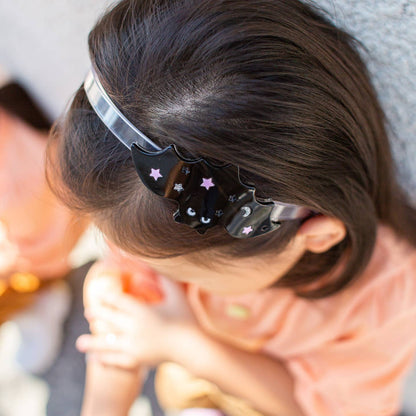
[296,215,346,253]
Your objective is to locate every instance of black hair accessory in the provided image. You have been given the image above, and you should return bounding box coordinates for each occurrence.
[84,70,313,238]
[131,144,285,238]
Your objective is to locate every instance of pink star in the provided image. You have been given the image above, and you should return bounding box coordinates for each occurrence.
[149,168,162,181]
[200,177,215,190]
[242,226,253,235]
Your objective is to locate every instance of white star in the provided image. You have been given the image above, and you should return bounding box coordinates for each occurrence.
[149,168,163,181]
[200,177,215,190]
[242,226,253,235]
[174,183,184,192]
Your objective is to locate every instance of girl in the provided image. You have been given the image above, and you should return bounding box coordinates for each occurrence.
[49,0,416,415]
[0,74,86,373]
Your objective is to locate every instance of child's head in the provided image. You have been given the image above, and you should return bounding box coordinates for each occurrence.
[49,0,415,297]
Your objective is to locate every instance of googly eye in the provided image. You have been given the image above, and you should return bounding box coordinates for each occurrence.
[187,207,196,217]
[200,217,211,224]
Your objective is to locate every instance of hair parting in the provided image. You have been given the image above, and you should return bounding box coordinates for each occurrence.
[47,0,416,298]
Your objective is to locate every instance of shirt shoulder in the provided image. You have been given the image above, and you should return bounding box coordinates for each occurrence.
[187,225,416,356]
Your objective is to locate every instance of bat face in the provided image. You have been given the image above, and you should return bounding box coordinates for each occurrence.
[131,144,281,238]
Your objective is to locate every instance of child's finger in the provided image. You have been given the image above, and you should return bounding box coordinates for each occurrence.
[86,305,133,332]
[89,318,117,335]
[95,352,140,370]
[76,333,126,354]
[101,291,147,314]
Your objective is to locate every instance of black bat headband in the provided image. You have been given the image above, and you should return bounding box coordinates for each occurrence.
[84,70,313,238]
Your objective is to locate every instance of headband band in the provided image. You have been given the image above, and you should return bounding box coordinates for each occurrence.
[84,70,160,152]
[84,69,313,238]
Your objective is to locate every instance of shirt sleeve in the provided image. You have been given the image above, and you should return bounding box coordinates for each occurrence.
[284,302,416,416]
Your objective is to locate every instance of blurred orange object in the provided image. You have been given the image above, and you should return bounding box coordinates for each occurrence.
[104,239,165,304]
[84,245,165,321]
[9,272,40,293]
[121,270,164,304]
[0,280,7,296]
[0,275,58,324]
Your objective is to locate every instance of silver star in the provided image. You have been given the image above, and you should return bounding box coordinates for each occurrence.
[182,166,191,175]
[174,183,184,193]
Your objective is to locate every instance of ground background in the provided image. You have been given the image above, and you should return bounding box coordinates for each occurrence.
[0,0,415,414]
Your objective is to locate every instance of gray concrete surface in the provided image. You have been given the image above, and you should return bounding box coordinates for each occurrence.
[40,262,161,416]
[0,0,415,202]
[0,263,159,416]
[316,0,416,202]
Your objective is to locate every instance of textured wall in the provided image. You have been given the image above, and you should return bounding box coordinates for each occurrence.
[316,0,416,201]
[0,0,114,117]
[0,0,415,198]
[1,0,415,201]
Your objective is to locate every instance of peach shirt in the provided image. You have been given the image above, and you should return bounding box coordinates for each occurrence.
[187,226,416,416]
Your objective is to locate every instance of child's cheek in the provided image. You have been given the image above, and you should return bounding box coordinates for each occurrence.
[154,276,194,323]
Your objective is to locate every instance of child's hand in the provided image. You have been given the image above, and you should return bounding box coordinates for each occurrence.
[82,259,125,336]
[81,249,193,369]
[77,291,169,369]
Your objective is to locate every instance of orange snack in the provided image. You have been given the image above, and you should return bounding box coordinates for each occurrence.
[105,240,165,304]
[121,270,164,304]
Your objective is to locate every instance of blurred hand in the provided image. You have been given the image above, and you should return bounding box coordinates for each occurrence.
[78,291,171,369]
[80,247,195,369]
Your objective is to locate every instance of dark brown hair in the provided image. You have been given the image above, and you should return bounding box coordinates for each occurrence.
[0,83,51,130]
[49,0,416,297]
